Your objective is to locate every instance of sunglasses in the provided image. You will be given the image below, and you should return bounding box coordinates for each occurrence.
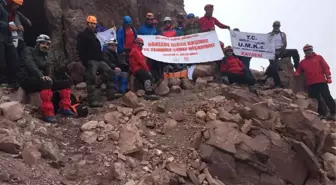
[40,41,51,45]
[273,25,280,28]
[147,18,154,21]
[304,49,313,52]
[137,43,144,46]
[226,50,233,52]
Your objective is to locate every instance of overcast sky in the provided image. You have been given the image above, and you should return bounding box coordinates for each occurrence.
[185,0,336,96]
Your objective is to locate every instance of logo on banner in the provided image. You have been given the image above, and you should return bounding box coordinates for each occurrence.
[173,57,180,62]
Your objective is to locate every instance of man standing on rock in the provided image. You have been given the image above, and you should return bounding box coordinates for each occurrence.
[183,13,201,35]
[294,44,336,120]
[77,15,118,107]
[198,4,230,32]
[129,38,159,100]
[137,13,157,35]
[117,16,137,66]
[261,21,300,88]
[0,0,20,88]
[18,34,74,123]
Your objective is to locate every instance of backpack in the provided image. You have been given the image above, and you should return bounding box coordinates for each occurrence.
[52,92,88,117]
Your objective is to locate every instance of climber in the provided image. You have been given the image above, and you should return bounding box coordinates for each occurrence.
[198,4,230,32]
[175,13,185,36]
[129,38,159,100]
[294,44,336,120]
[160,17,177,37]
[137,12,157,35]
[0,0,21,88]
[183,13,201,35]
[8,0,31,64]
[18,34,74,123]
[220,46,257,94]
[232,28,251,69]
[102,39,129,95]
[261,21,300,88]
[77,15,118,107]
[117,15,137,64]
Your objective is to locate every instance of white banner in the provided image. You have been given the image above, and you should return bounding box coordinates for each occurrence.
[96,27,117,50]
[138,31,224,64]
[230,30,276,60]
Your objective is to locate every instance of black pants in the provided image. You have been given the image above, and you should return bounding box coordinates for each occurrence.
[224,69,256,86]
[17,39,26,64]
[0,41,19,84]
[85,60,117,102]
[266,49,300,87]
[308,83,336,116]
[20,76,71,93]
[134,69,154,94]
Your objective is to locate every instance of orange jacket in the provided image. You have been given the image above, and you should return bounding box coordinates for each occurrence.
[129,46,150,75]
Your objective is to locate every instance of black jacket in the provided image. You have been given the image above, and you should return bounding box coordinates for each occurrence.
[19,46,53,80]
[102,50,128,70]
[76,28,102,66]
[0,0,12,43]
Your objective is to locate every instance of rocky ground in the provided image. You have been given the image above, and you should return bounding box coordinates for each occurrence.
[0,76,335,185]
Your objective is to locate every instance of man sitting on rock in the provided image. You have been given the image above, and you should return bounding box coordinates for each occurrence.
[77,15,118,107]
[129,38,159,100]
[18,34,74,123]
[261,21,300,88]
[137,12,157,35]
[103,39,129,95]
[294,44,335,120]
[220,46,257,94]
[198,4,230,32]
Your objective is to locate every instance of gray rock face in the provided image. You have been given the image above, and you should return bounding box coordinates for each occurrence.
[42,0,185,62]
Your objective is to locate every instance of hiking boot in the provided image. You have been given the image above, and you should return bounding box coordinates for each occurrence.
[7,83,19,90]
[58,109,75,116]
[0,83,9,88]
[144,94,159,101]
[89,101,103,108]
[326,114,336,121]
[42,116,57,123]
[248,86,258,95]
[107,89,118,101]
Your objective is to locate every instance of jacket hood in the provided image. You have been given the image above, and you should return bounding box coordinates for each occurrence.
[305,52,317,58]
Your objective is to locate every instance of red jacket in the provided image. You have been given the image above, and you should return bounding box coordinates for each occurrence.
[198,16,228,32]
[220,56,245,75]
[295,53,331,86]
[161,26,177,37]
[129,46,150,75]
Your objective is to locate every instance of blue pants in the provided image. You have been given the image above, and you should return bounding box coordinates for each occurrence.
[114,72,128,93]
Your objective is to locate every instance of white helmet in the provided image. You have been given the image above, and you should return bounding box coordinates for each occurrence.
[105,39,118,45]
[36,34,51,44]
[164,17,172,22]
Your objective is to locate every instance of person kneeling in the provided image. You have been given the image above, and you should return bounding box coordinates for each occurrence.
[129,38,159,100]
[18,34,74,123]
[103,39,129,96]
[220,46,257,94]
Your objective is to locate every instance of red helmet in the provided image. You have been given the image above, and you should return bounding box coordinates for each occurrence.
[303,44,313,51]
[219,41,224,48]
[135,37,144,44]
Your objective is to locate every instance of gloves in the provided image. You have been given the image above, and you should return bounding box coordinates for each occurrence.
[327,77,332,84]
[293,71,300,77]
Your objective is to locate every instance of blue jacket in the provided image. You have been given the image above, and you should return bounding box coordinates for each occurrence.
[117,26,137,53]
[137,24,157,35]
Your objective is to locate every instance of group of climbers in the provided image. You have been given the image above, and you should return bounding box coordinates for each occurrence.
[0,1,335,123]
